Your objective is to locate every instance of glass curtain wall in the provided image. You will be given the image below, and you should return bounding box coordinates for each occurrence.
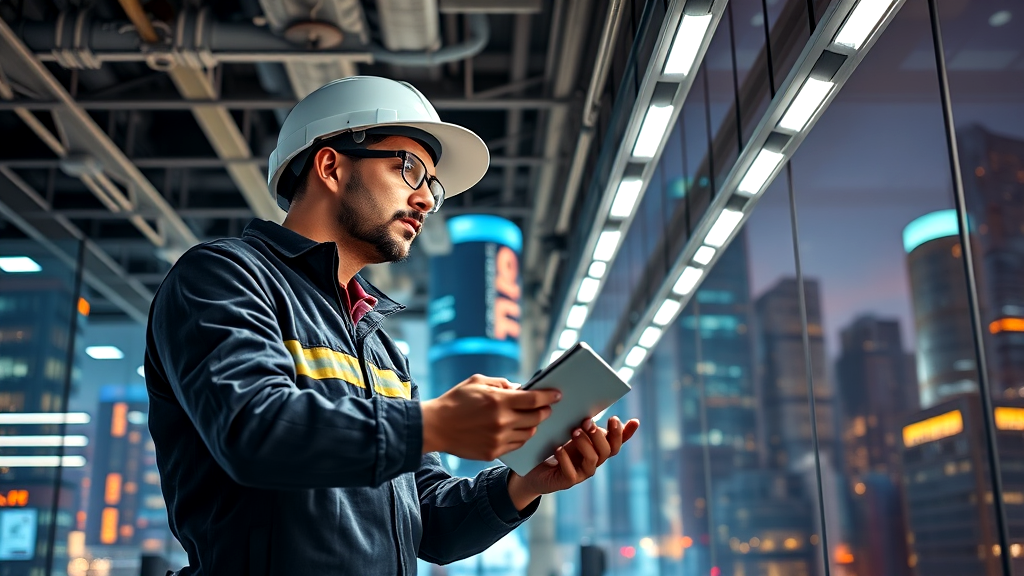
[555,0,1024,576]
[0,220,181,576]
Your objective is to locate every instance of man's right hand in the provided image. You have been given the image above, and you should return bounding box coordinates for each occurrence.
[420,374,562,461]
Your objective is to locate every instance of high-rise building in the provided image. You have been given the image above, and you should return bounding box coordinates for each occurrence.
[899,395,1024,576]
[958,125,1024,400]
[753,277,846,576]
[84,385,169,554]
[0,247,86,575]
[669,232,760,575]
[836,316,919,478]
[835,315,918,576]
[754,278,835,469]
[903,210,983,408]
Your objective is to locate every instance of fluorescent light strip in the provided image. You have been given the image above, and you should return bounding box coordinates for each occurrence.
[617,367,635,382]
[558,329,579,350]
[779,78,835,132]
[632,104,675,158]
[0,435,89,447]
[609,179,644,219]
[639,327,663,348]
[0,413,91,425]
[693,245,716,265]
[672,266,705,295]
[577,277,601,303]
[624,346,648,368]
[663,14,714,75]
[704,210,744,247]
[545,0,729,366]
[593,230,623,262]
[566,305,590,330]
[0,456,87,468]
[737,149,785,195]
[834,0,895,49]
[653,300,682,326]
[0,256,42,273]
[86,345,125,360]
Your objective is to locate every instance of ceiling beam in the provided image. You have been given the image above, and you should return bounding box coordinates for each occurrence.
[0,98,570,111]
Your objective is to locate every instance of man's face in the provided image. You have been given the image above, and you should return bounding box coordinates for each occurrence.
[334,136,438,263]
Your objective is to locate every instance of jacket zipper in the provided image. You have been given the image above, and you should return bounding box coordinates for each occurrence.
[356,330,405,576]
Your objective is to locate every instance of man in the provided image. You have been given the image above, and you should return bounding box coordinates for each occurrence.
[145,76,639,576]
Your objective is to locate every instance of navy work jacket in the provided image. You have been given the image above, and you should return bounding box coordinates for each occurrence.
[144,219,538,576]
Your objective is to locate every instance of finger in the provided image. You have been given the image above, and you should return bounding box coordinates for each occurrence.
[506,389,562,410]
[480,377,515,389]
[511,406,552,429]
[585,421,612,464]
[555,446,577,483]
[507,427,538,444]
[606,417,624,457]
[572,428,599,477]
[621,418,640,443]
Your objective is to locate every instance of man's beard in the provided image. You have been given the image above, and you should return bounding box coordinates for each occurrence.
[336,171,420,263]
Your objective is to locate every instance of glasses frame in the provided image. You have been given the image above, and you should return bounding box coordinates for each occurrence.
[334,148,445,213]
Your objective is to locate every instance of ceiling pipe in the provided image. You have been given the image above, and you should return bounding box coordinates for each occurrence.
[20,11,488,68]
[370,13,489,66]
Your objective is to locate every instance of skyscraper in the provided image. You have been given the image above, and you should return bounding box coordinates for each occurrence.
[903,210,981,408]
[754,278,835,469]
[836,316,918,478]
[899,395,1024,576]
[835,315,918,576]
[753,277,843,576]
[958,125,1024,400]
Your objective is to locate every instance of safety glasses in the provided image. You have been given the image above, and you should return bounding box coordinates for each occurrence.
[337,148,445,213]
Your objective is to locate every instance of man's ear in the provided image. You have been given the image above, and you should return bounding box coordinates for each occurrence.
[313,148,343,193]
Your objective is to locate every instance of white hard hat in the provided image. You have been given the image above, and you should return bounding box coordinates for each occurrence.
[268,76,490,211]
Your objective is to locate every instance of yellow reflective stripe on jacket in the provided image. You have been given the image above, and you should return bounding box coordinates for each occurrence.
[283,340,411,399]
[368,365,412,399]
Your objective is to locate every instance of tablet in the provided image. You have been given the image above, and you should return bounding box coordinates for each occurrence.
[499,342,632,476]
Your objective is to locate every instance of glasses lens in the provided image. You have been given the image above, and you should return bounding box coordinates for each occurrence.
[429,180,445,212]
[402,153,426,188]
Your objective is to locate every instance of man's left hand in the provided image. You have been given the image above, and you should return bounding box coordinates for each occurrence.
[506,416,640,510]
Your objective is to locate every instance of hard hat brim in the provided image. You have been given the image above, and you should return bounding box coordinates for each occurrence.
[390,120,490,198]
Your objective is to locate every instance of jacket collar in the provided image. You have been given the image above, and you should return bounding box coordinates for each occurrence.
[242,219,404,315]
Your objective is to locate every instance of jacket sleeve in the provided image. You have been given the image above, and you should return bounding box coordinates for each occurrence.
[414,455,541,565]
[147,244,422,489]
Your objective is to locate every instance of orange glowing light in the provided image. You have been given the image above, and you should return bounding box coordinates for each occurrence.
[111,402,128,437]
[835,544,855,564]
[990,318,1024,334]
[681,536,693,549]
[100,508,119,544]
[995,407,1024,431]
[0,489,29,507]
[77,298,90,317]
[104,473,122,506]
[903,410,963,448]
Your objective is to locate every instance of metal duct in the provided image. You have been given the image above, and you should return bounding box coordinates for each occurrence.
[257,0,368,98]
[376,0,441,52]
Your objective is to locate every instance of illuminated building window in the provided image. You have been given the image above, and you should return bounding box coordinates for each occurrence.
[903,410,963,447]
[100,508,119,544]
[104,474,122,506]
[111,403,128,437]
[995,407,1024,430]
